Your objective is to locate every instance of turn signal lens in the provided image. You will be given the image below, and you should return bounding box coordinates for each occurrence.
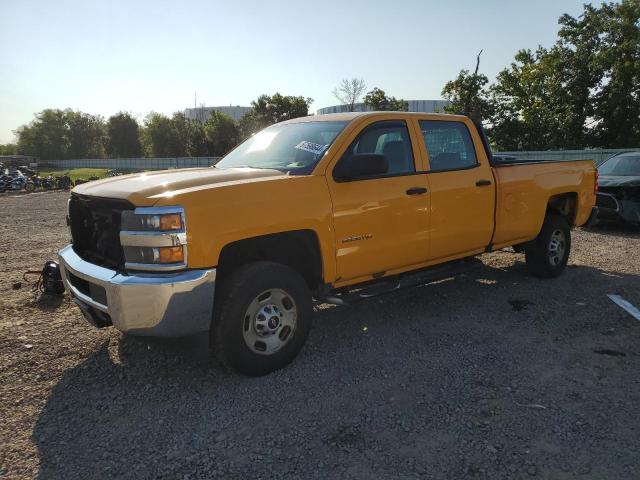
[159,213,182,231]
[159,246,184,263]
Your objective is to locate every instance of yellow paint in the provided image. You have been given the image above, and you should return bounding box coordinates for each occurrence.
[74,112,596,287]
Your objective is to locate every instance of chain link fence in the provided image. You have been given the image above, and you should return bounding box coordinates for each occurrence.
[35,149,640,171]
[495,148,640,165]
[39,157,220,170]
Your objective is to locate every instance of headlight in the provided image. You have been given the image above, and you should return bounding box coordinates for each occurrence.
[123,246,185,264]
[120,207,187,271]
[121,211,183,231]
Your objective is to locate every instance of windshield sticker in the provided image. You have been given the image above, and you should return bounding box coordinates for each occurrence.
[295,141,327,156]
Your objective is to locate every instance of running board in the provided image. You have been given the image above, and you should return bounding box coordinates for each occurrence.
[322,258,482,306]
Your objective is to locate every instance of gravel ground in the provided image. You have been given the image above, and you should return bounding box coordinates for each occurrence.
[1,191,640,480]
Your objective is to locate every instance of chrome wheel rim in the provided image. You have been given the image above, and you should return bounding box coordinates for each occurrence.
[548,229,566,266]
[243,288,297,355]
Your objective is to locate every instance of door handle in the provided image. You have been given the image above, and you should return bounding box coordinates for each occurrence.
[475,179,492,187]
[406,187,428,195]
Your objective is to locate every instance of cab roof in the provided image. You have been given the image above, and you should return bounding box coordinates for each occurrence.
[280,111,468,124]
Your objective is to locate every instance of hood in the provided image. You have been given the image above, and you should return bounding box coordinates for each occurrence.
[598,175,640,188]
[72,167,287,205]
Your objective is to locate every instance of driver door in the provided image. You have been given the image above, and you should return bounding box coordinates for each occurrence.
[326,119,430,283]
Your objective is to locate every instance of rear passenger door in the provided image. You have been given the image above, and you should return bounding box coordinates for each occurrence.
[418,120,495,260]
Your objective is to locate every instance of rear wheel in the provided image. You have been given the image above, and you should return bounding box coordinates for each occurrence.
[211,261,312,376]
[525,213,571,278]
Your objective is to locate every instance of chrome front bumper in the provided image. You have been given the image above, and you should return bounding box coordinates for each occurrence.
[58,244,216,337]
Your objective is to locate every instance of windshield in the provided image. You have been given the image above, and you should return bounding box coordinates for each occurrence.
[599,154,640,176]
[216,121,348,175]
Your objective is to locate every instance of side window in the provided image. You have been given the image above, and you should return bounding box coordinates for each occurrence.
[419,120,478,172]
[336,121,415,179]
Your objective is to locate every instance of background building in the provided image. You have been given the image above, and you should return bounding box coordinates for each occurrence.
[184,105,252,123]
[317,99,449,115]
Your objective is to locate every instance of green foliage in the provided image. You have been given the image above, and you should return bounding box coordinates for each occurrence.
[490,48,571,150]
[16,109,70,159]
[591,0,640,147]
[0,144,17,155]
[239,93,313,138]
[442,71,492,120]
[363,88,409,111]
[107,112,142,158]
[15,109,106,160]
[66,111,106,159]
[204,111,240,156]
[38,168,110,182]
[486,1,640,150]
[141,113,170,157]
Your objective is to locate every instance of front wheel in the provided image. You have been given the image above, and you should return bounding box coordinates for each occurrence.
[211,261,312,376]
[525,213,571,278]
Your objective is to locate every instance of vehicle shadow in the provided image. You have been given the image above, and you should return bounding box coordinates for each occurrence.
[31,260,640,479]
[581,223,640,239]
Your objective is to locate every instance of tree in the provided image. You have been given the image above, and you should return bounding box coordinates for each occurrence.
[142,112,173,157]
[555,5,605,148]
[442,50,492,122]
[16,109,107,159]
[0,144,17,155]
[66,111,106,159]
[591,0,640,147]
[238,111,268,140]
[15,109,70,160]
[486,1,639,150]
[438,2,640,150]
[204,111,240,156]
[363,87,409,111]
[107,112,142,158]
[333,78,367,112]
[141,112,210,157]
[238,93,313,138]
[489,48,566,150]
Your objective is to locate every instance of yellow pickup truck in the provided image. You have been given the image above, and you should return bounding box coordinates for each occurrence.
[59,112,596,375]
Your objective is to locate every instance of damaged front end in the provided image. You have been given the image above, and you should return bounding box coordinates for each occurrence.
[594,183,640,226]
[592,152,640,226]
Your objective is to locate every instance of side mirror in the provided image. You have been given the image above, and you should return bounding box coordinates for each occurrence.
[334,154,388,181]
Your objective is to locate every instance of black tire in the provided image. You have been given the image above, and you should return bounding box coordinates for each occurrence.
[211,261,313,376]
[24,182,35,192]
[525,212,571,278]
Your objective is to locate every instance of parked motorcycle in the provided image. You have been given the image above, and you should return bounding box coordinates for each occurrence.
[5,174,35,192]
[0,175,10,193]
[41,176,55,190]
[56,174,72,190]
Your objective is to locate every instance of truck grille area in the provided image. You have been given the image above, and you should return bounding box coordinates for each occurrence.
[68,194,134,270]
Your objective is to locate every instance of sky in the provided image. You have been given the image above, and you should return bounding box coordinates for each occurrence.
[0,0,589,144]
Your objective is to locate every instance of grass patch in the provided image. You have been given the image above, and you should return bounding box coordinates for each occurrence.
[38,168,110,182]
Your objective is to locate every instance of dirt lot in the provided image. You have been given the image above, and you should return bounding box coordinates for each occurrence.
[1,191,639,479]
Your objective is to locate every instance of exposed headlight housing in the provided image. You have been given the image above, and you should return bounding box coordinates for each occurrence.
[120,207,187,272]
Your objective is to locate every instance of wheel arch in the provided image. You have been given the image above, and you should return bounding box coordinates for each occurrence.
[216,229,324,292]
[547,192,578,225]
